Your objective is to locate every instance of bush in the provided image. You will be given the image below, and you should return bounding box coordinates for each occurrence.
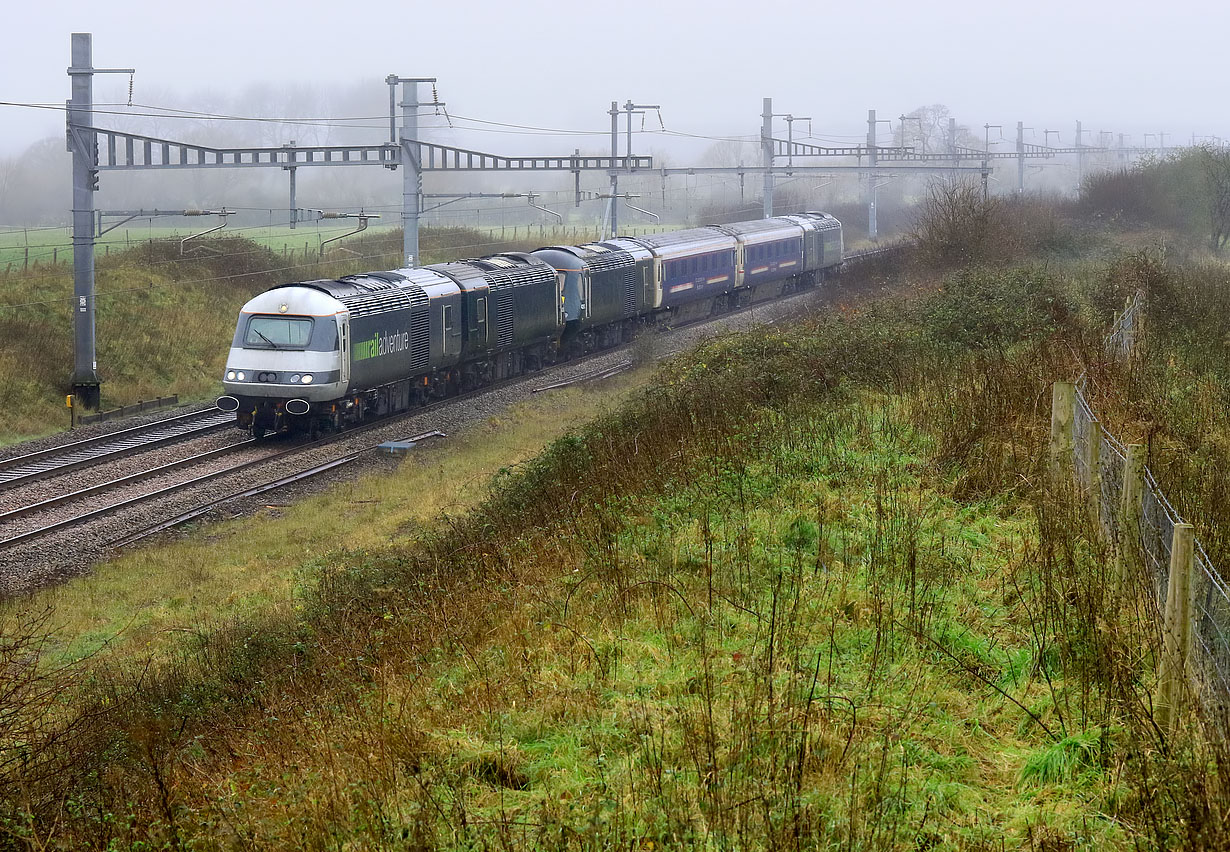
[923,266,1071,351]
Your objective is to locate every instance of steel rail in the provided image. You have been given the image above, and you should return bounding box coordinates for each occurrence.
[532,360,633,393]
[0,439,254,523]
[8,244,909,554]
[0,438,324,549]
[113,430,448,548]
[0,407,231,489]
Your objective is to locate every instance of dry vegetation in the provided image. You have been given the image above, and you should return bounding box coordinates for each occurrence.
[4,170,1230,848]
[2,233,1229,847]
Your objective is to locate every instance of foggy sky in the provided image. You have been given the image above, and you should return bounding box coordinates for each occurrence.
[3,0,1224,160]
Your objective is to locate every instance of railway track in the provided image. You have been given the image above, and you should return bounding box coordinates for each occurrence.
[0,440,292,549]
[113,430,448,549]
[0,333,651,552]
[0,344,647,552]
[0,405,445,551]
[0,245,912,578]
[0,407,232,490]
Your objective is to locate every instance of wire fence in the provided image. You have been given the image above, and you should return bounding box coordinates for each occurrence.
[1069,289,1230,729]
[1104,288,1143,358]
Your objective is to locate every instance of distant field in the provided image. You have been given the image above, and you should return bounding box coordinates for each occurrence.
[0,220,680,270]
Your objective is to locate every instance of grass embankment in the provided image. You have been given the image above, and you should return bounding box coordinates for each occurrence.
[30,377,647,667]
[4,256,1225,849]
[0,227,539,444]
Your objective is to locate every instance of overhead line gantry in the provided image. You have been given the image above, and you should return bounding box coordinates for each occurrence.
[64,33,650,409]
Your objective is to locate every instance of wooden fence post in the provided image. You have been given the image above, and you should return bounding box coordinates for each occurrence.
[1118,444,1146,585]
[1049,381,1075,480]
[1087,420,1103,535]
[1157,522,1195,733]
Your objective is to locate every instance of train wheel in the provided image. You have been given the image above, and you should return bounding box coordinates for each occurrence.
[252,426,267,441]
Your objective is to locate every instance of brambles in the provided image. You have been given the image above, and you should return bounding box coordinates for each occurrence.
[6,214,1230,847]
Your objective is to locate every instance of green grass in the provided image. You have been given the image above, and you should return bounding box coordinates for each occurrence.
[21,373,648,668]
[0,220,684,271]
[3,231,1228,849]
[0,223,401,270]
[44,380,1142,849]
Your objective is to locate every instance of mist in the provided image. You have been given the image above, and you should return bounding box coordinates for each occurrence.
[3,0,1225,231]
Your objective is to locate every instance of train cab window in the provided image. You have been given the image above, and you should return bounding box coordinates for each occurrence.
[476,296,488,325]
[245,316,313,349]
[443,304,456,333]
[318,321,340,351]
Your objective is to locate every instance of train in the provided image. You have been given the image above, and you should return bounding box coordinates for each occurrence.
[216,212,844,438]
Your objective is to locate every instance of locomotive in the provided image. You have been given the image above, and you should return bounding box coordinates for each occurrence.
[216,212,843,437]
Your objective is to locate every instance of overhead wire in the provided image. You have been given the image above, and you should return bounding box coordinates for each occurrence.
[1,99,855,146]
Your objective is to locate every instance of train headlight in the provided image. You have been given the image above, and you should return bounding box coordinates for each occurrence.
[290,374,301,383]
[301,374,313,384]
[236,371,246,381]
[226,370,236,381]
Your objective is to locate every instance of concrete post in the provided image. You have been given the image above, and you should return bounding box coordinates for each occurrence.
[1076,120,1084,192]
[949,117,958,184]
[610,101,619,237]
[1017,121,1025,193]
[287,140,297,230]
[867,109,878,240]
[402,83,421,267]
[762,98,774,218]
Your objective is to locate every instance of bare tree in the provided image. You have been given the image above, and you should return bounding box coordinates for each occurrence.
[895,104,980,155]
